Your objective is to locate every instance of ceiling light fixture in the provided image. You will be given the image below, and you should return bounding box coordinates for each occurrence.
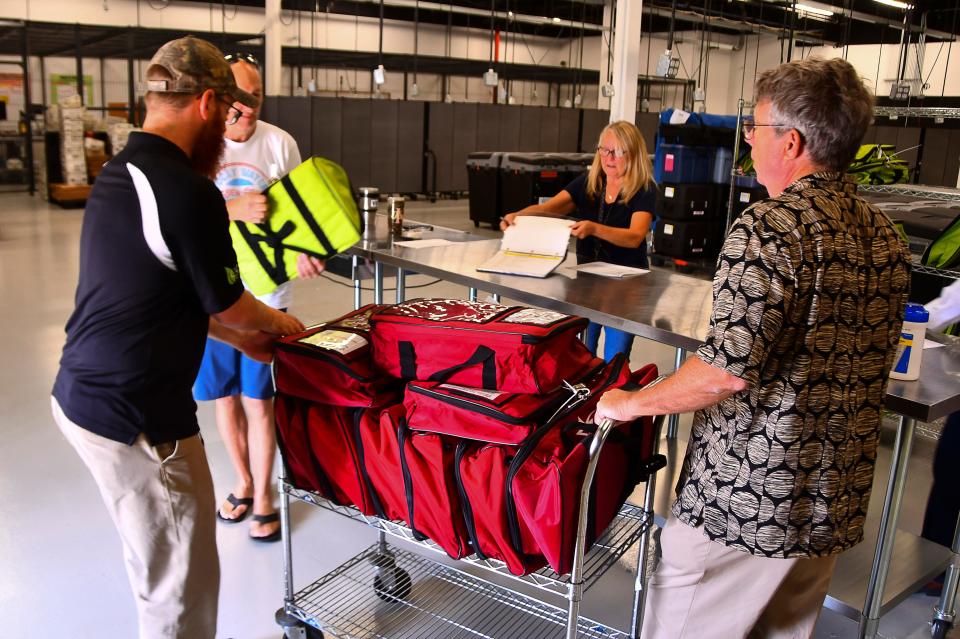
[873,0,913,9]
[794,3,835,17]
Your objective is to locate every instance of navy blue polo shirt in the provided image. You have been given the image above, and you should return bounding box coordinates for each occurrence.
[53,132,244,445]
[564,173,658,268]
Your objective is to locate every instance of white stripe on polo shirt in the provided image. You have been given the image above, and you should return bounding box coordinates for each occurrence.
[126,162,177,272]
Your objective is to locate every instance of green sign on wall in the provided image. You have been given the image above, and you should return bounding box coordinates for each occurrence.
[50,73,93,104]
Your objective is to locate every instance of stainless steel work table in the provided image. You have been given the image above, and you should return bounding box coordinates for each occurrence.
[346,218,960,638]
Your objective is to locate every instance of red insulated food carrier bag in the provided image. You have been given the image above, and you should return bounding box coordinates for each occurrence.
[456,359,660,576]
[274,305,392,407]
[398,427,472,559]
[358,404,413,523]
[274,392,398,517]
[369,298,595,394]
[360,404,472,559]
[402,357,606,445]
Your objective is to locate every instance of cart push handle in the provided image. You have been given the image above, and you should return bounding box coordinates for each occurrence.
[566,376,668,637]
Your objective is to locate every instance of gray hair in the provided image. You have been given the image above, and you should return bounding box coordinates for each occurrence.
[755,57,874,171]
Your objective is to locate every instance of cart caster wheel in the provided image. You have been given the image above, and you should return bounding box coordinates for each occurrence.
[931,619,951,639]
[280,624,324,639]
[373,566,412,601]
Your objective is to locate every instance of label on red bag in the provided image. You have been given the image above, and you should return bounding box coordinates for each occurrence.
[390,299,505,323]
[664,154,675,172]
[437,383,506,401]
[299,329,368,354]
[502,308,568,326]
[335,308,375,331]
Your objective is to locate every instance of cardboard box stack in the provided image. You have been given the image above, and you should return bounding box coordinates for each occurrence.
[84,137,108,181]
[108,121,137,155]
[58,98,88,186]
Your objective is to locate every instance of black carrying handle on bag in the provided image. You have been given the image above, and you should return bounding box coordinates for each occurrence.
[399,342,498,390]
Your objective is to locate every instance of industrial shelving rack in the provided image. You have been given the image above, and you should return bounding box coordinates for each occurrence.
[275,412,667,639]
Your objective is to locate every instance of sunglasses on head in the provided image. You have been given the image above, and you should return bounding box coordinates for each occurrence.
[224,52,259,68]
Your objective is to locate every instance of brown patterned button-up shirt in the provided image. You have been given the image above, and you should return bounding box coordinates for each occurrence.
[673,172,911,558]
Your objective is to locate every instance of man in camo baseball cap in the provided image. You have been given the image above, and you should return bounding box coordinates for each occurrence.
[145,36,257,109]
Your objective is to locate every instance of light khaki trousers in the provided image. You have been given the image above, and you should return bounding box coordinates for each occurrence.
[53,397,219,639]
[641,515,837,639]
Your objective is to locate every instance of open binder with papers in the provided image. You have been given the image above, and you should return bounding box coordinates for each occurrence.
[476,216,573,278]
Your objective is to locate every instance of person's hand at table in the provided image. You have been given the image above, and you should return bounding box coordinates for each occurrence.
[499,212,519,231]
[570,220,598,239]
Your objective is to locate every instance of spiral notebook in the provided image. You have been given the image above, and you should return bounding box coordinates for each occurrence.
[476,217,574,278]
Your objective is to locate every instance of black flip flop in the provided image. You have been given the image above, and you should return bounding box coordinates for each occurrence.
[250,512,281,543]
[216,493,253,524]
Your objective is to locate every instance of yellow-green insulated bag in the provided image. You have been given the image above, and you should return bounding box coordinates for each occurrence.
[230,157,361,296]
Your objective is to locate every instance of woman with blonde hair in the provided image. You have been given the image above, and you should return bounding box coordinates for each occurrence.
[501,120,657,361]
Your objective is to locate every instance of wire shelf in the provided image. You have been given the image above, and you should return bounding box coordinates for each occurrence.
[860,183,960,203]
[911,262,960,279]
[874,106,960,120]
[287,544,630,639]
[284,482,652,598]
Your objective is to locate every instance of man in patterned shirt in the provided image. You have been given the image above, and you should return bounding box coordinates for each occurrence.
[596,57,911,638]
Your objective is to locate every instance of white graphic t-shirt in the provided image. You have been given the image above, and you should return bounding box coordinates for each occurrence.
[216,120,301,309]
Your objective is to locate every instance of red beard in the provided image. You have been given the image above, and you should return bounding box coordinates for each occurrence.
[191,116,227,179]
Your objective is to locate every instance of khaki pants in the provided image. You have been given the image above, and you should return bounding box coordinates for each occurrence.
[53,397,219,639]
[641,515,837,639]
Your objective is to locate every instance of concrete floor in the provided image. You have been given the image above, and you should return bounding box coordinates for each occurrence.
[0,192,955,638]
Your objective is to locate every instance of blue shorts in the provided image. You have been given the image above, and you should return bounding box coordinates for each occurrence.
[193,337,274,401]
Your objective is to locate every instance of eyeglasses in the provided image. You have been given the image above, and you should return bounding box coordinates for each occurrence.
[224,52,259,68]
[597,146,626,159]
[742,119,791,140]
[217,96,244,125]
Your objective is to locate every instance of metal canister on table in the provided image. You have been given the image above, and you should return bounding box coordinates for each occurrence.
[358,186,379,241]
[388,195,405,238]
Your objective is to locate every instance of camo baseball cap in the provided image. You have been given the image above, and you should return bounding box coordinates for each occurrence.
[145,36,257,108]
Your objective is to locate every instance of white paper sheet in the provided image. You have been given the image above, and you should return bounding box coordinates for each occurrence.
[573,262,650,278]
[393,238,455,249]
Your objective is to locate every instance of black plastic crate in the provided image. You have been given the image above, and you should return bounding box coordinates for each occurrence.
[654,218,727,260]
[499,152,570,217]
[467,151,503,228]
[658,183,729,221]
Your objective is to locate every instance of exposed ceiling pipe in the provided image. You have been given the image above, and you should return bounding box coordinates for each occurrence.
[672,34,745,51]
[343,0,606,32]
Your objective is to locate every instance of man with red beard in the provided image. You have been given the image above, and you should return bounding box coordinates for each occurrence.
[51,37,303,639]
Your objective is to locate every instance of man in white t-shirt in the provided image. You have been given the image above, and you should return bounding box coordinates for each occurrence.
[194,54,324,542]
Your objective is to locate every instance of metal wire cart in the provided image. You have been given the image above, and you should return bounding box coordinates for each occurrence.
[275,409,667,639]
